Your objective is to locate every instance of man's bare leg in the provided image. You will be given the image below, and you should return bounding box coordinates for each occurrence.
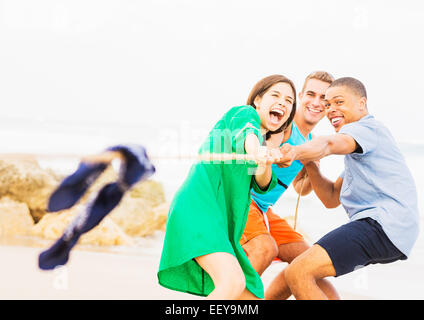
[242,234,278,276]
[265,241,339,300]
[284,244,337,300]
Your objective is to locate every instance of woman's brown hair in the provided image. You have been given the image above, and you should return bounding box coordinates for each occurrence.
[246,74,297,140]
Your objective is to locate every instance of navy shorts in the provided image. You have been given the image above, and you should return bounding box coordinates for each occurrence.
[316,218,407,277]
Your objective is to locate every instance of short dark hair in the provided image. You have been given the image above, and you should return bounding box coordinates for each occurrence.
[329,77,367,99]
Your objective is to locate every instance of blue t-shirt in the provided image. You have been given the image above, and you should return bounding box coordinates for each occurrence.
[251,122,312,213]
[339,114,419,257]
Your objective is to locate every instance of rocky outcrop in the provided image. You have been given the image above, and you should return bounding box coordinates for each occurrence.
[31,206,134,246]
[0,159,59,222]
[109,200,169,237]
[0,197,34,236]
[0,159,168,247]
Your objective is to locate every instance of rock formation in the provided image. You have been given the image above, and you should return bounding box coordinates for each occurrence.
[0,158,169,247]
[0,197,34,236]
[0,159,59,222]
[31,206,134,246]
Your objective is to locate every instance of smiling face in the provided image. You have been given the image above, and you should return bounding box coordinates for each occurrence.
[325,85,368,132]
[254,82,295,132]
[298,78,331,126]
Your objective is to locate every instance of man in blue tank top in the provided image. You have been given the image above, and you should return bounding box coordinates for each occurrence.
[240,71,340,299]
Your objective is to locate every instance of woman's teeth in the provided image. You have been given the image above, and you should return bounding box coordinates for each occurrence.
[270,109,285,124]
[270,108,285,116]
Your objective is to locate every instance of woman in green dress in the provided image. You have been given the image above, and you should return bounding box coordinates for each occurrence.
[158,75,297,299]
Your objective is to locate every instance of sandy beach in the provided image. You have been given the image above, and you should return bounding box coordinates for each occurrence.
[0,157,423,301]
[2,229,422,300]
[0,239,187,300]
[0,153,422,301]
[0,239,348,300]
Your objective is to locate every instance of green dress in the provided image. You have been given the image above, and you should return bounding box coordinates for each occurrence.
[157,105,277,298]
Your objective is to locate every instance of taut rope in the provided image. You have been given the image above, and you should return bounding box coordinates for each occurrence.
[0,152,264,164]
[293,172,307,231]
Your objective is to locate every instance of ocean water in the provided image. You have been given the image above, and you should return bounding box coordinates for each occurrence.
[1,118,423,299]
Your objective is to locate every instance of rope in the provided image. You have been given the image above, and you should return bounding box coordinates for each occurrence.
[293,172,307,231]
[0,152,124,164]
[0,152,262,163]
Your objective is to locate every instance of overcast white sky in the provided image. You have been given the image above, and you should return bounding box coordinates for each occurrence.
[1,0,424,145]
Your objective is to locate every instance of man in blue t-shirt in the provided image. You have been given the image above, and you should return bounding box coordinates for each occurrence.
[240,71,340,300]
[278,77,419,299]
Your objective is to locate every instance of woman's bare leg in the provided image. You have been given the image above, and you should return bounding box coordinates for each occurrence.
[195,252,246,300]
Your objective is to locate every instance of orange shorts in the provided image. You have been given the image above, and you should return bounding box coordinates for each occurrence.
[240,199,304,247]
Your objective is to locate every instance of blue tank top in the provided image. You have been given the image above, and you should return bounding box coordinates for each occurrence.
[251,122,312,213]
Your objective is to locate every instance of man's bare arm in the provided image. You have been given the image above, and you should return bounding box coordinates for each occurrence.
[294,134,357,162]
[304,161,343,208]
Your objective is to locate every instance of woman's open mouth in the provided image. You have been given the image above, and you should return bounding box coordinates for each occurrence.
[269,109,285,125]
